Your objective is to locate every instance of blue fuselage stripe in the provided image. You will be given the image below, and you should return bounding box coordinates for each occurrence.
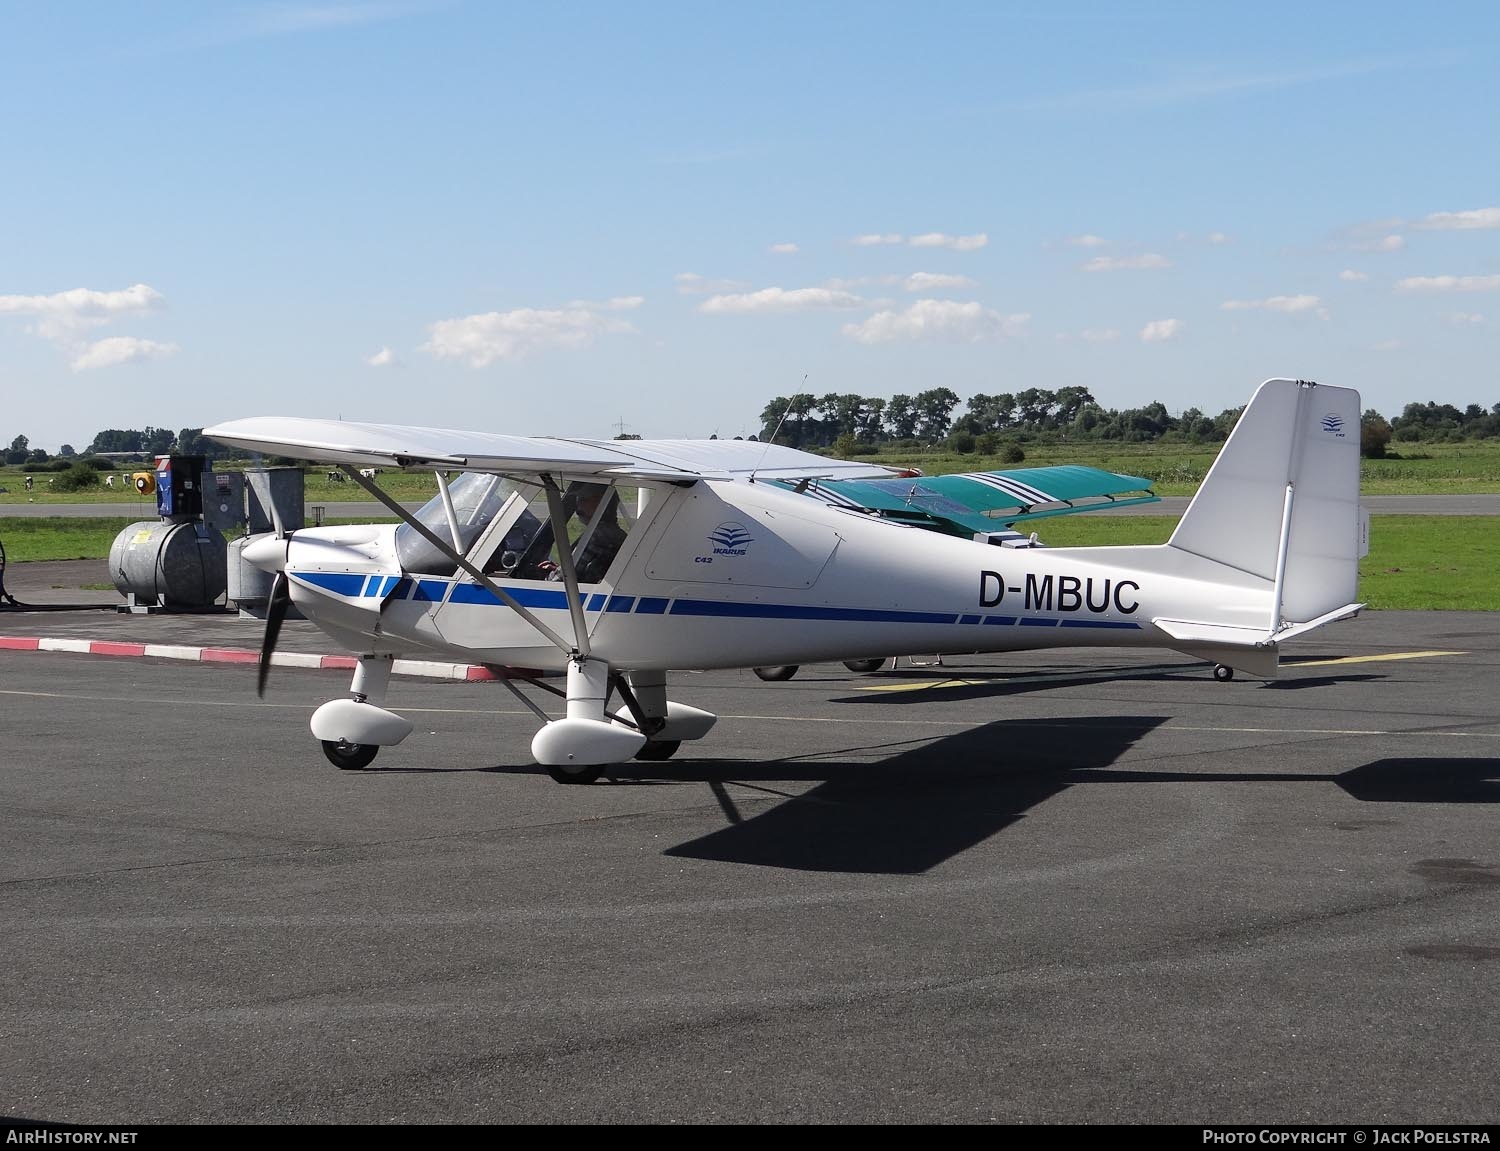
[293,573,1143,631]
[668,600,959,625]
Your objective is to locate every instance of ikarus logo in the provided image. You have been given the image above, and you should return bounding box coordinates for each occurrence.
[1321,413,1346,438]
[707,522,754,556]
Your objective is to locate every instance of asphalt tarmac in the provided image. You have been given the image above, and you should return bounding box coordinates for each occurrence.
[1,565,1497,1125]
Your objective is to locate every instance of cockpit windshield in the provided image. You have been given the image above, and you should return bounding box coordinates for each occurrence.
[394,473,522,576]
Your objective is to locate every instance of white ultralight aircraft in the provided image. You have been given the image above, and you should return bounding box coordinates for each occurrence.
[205,377,1367,783]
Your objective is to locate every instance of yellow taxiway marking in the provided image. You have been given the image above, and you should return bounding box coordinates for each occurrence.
[859,651,1467,692]
[1287,650,1466,668]
[862,678,993,694]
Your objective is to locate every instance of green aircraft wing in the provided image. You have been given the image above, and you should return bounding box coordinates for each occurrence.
[779,464,1158,538]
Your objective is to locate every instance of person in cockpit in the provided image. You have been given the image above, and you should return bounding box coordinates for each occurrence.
[500,481,628,583]
[565,482,628,584]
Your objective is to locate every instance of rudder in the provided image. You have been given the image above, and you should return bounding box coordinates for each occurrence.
[1168,378,1362,626]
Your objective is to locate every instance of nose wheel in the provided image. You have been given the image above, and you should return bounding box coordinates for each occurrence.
[1213,663,1234,682]
[321,740,380,769]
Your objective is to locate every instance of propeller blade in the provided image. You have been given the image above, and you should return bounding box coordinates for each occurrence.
[257,571,290,698]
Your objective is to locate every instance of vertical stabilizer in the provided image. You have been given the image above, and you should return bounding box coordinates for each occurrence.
[1168,379,1361,626]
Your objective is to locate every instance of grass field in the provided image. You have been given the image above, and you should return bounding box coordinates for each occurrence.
[3,513,1494,612]
[1033,515,1500,612]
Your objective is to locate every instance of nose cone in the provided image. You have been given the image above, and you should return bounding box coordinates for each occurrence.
[242,533,287,573]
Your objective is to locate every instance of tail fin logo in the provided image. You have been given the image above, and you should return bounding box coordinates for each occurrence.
[1321,413,1346,437]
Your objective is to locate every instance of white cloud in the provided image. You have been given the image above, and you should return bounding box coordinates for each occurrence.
[1220,294,1326,316]
[1067,234,1109,248]
[0,283,164,341]
[70,336,180,372]
[1418,207,1500,231]
[1339,269,1369,282]
[366,346,399,368]
[903,272,977,292]
[1208,232,1232,245]
[822,275,900,291]
[1345,233,1404,253]
[422,305,636,367]
[841,299,1028,344]
[1082,328,1120,342]
[769,242,799,254]
[908,232,988,252]
[851,233,903,246]
[1372,339,1402,352]
[674,273,748,295]
[1140,318,1183,343]
[1082,253,1171,272]
[1396,274,1500,293]
[699,287,865,314]
[1450,312,1487,326]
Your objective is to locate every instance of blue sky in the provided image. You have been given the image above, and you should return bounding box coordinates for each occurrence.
[2,1,1497,450]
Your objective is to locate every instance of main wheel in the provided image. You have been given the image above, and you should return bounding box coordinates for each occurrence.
[753,665,799,682]
[321,740,379,770]
[546,762,607,785]
[1213,663,1235,682]
[634,739,682,762]
[842,658,885,674]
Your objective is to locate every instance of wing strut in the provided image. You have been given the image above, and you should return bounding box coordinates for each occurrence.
[341,466,581,657]
[541,475,592,662]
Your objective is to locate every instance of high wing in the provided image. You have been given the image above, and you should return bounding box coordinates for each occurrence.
[775,464,1158,538]
[202,417,897,483]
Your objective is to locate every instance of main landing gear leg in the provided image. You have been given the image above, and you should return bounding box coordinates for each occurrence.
[531,658,646,784]
[310,654,412,770]
[617,670,716,762]
[622,670,679,762]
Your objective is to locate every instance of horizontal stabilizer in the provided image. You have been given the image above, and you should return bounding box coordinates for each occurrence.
[1153,618,1274,648]
[1273,602,1364,643]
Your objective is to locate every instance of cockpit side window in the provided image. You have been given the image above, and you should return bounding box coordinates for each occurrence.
[471,480,638,583]
[394,473,519,577]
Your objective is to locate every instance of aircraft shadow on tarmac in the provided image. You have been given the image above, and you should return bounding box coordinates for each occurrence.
[1336,758,1500,805]
[665,714,1164,874]
[652,739,1499,876]
[451,724,1495,875]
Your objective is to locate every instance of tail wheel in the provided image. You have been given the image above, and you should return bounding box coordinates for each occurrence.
[842,658,885,674]
[753,666,799,682]
[634,739,682,762]
[546,762,606,785]
[1213,664,1235,682]
[321,740,379,770]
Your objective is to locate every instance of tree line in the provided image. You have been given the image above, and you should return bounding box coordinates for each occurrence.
[758,389,1500,458]
[3,427,213,467]
[5,396,1500,470]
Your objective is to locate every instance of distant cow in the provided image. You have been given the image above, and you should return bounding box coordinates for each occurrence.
[358,468,380,480]
[104,475,115,488]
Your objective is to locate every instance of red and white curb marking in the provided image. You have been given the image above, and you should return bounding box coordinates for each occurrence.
[0,635,516,681]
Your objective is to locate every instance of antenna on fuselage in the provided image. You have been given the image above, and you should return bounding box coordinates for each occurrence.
[749,374,805,484]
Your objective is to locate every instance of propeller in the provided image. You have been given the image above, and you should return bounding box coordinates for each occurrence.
[241,529,292,698]
[257,569,291,698]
